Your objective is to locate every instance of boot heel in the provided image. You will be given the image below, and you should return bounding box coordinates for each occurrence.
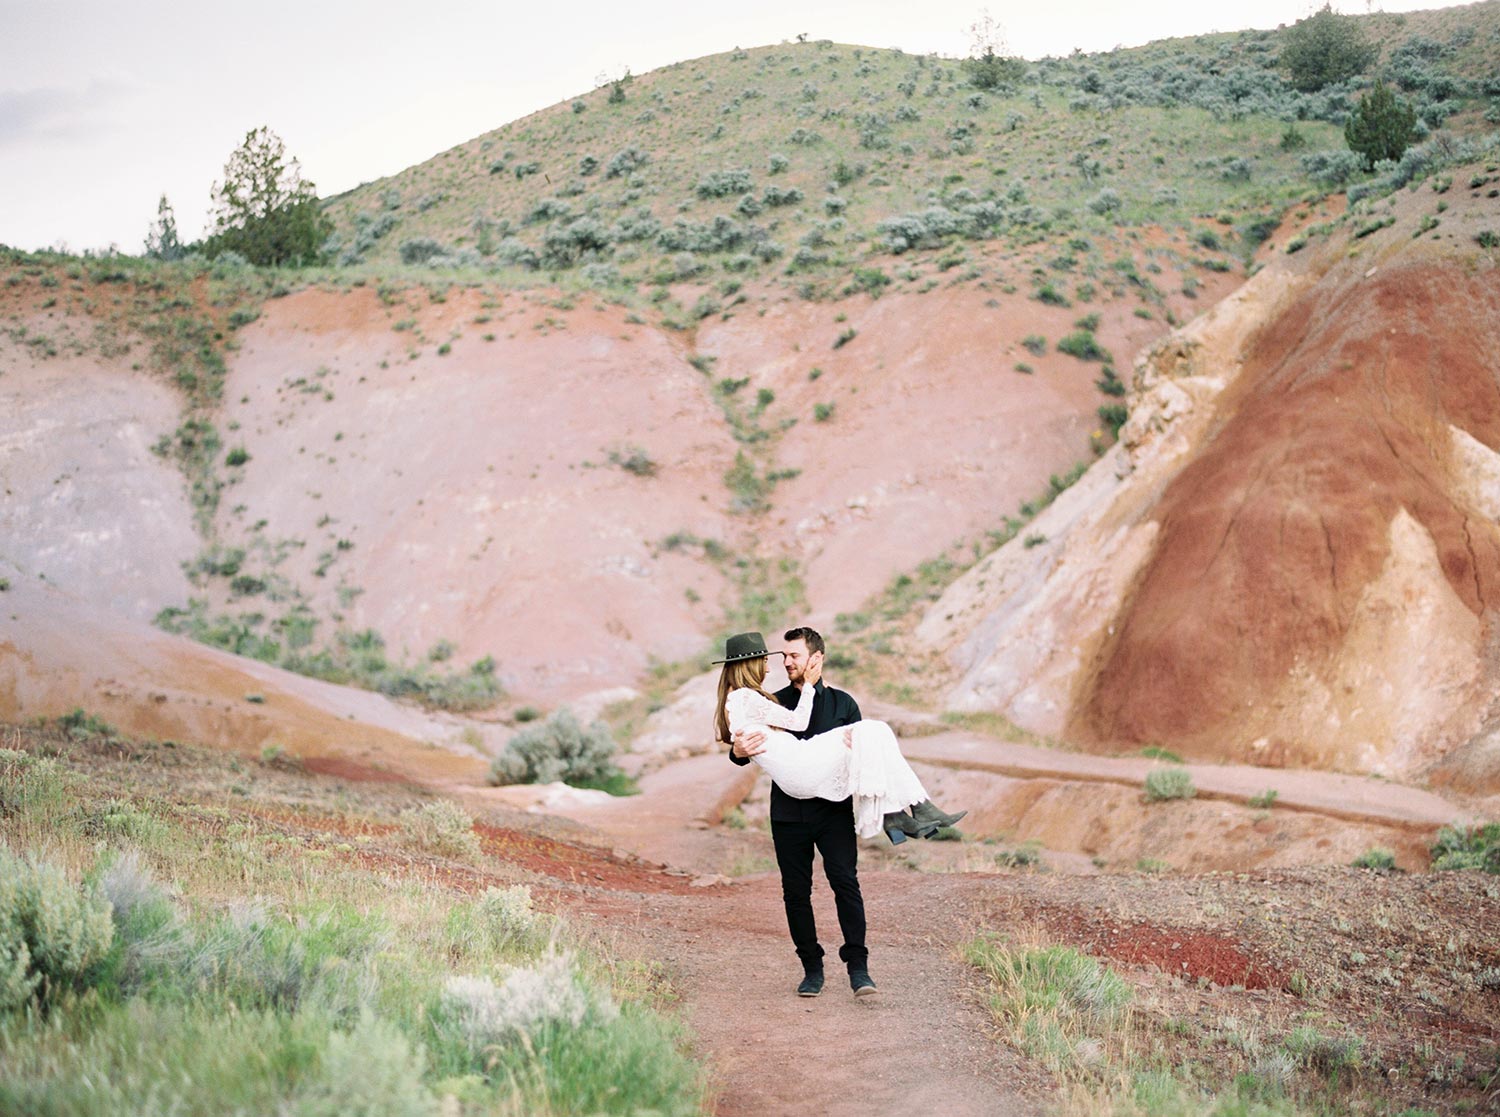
[885,826,908,845]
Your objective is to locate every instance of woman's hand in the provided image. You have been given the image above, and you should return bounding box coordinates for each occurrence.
[801,655,823,689]
[842,726,854,750]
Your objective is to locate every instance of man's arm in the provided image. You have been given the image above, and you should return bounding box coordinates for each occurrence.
[827,686,862,747]
[730,729,766,765]
[834,689,862,727]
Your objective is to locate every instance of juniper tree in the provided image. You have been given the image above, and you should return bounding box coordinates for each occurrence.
[1345,80,1417,170]
[205,126,331,266]
[1280,4,1378,92]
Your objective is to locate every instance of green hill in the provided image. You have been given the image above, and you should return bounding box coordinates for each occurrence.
[321,2,1500,306]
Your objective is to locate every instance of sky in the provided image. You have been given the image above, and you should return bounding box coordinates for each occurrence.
[0,0,1453,253]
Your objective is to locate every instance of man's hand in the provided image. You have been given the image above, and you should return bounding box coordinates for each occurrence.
[731,728,767,759]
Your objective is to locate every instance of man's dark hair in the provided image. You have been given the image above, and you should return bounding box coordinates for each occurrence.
[783,626,825,655]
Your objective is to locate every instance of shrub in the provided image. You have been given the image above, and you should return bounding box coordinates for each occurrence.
[657,216,745,254]
[399,238,446,265]
[1021,334,1047,356]
[397,800,482,861]
[1056,330,1111,362]
[610,208,661,243]
[439,949,615,1051]
[964,51,1027,91]
[295,1014,438,1117]
[451,885,543,952]
[1352,847,1396,871]
[1280,4,1377,92]
[0,748,69,823]
[494,238,539,269]
[57,707,117,738]
[0,848,114,1011]
[1095,367,1125,397]
[813,402,835,422]
[762,185,803,208]
[1284,1025,1364,1074]
[488,709,622,788]
[1300,148,1365,186]
[225,446,250,467]
[604,146,650,179]
[1430,821,1500,872]
[607,445,657,477]
[767,153,790,174]
[1143,767,1194,802]
[696,169,753,199]
[540,217,611,267]
[1087,188,1122,215]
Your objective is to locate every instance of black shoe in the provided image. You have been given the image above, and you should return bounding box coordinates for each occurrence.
[797,970,825,997]
[849,970,878,997]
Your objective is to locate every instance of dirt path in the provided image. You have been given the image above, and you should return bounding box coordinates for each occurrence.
[584,871,1045,1117]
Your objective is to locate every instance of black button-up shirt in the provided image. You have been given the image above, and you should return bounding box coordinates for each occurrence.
[728,679,862,823]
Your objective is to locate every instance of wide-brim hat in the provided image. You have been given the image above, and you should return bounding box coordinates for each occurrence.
[711,631,774,664]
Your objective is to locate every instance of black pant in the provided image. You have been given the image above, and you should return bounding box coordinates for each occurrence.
[771,814,868,972]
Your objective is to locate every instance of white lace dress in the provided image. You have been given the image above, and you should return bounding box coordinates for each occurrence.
[726,686,930,839]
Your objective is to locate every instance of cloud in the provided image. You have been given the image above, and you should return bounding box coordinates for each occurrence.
[0,78,137,146]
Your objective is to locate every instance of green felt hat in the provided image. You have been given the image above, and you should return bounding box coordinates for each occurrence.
[711,631,772,664]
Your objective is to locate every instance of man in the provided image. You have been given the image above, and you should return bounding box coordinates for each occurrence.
[729,626,876,999]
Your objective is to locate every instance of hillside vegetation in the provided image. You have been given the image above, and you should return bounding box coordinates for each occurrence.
[321,2,1500,309]
[0,723,707,1115]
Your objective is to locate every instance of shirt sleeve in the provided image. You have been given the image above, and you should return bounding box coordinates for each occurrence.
[728,684,814,734]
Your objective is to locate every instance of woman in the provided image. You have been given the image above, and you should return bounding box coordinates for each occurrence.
[713,631,966,844]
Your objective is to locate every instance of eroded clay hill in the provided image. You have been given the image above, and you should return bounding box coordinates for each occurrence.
[4,260,1216,714]
[919,171,1500,797]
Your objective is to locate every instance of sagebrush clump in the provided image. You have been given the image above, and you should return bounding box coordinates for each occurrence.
[488,709,621,788]
[1143,767,1195,802]
[0,847,115,1011]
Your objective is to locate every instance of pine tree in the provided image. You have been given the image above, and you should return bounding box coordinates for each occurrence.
[144,194,184,260]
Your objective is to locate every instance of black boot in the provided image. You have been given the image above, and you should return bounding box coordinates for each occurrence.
[797,967,824,997]
[849,969,878,997]
[882,810,923,845]
[911,798,967,833]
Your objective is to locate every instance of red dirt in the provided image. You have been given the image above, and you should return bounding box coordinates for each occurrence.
[1078,261,1500,753]
[473,822,712,895]
[1053,913,1289,991]
[302,755,415,783]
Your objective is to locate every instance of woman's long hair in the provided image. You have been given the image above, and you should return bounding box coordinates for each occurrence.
[714,655,775,743]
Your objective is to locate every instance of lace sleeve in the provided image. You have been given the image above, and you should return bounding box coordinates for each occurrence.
[726,685,814,734]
